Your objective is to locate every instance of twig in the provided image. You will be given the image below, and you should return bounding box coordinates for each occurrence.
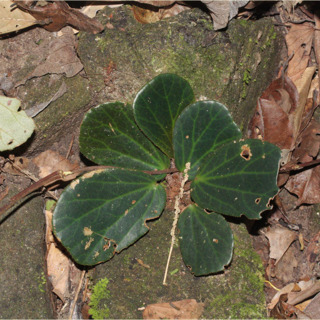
[68,270,86,320]
[163,162,190,286]
[280,158,320,173]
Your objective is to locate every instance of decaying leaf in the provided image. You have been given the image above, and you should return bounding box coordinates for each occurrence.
[264,225,297,263]
[132,3,189,24]
[0,0,38,35]
[285,165,320,205]
[32,150,79,179]
[142,299,204,319]
[286,23,314,83]
[14,0,103,33]
[17,27,83,86]
[47,243,70,302]
[0,96,35,151]
[268,279,314,310]
[202,0,249,30]
[247,76,298,151]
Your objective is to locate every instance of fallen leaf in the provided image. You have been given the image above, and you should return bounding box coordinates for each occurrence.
[25,81,67,117]
[286,23,314,83]
[14,0,103,33]
[264,226,297,263]
[304,291,320,318]
[132,3,189,24]
[0,96,35,151]
[32,150,79,179]
[142,299,204,319]
[17,27,83,86]
[247,76,298,151]
[292,119,320,164]
[47,243,70,302]
[0,0,38,35]
[202,0,249,30]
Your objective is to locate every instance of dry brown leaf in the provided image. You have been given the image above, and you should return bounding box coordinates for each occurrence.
[203,0,249,30]
[304,291,320,318]
[292,66,316,138]
[264,226,297,263]
[47,243,70,302]
[292,119,320,164]
[286,23,314,83]
[268,280,313,310]
[248,76,298,151]
[14,0,103,33]
[132,3,188,24]
[142,299,204,319]
[32,150,79,179]
[17,27,83,86]
[285,165,320,206]
[0,1,38,35]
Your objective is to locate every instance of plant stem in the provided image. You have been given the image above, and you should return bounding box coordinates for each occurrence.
[163,162,190,286]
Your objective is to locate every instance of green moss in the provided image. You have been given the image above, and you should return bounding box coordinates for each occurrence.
[89,278,111,319]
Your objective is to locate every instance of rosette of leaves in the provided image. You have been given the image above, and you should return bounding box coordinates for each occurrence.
[53,74,280,276]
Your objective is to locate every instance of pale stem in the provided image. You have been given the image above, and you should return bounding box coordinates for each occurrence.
[163,162,191,285]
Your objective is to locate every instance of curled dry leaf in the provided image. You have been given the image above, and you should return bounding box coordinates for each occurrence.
[286,23,314,83]
[268,279,314,310]
[248,76,298,151]
[264,225,297,263]
[14,0,103,33]
[142,299,204,319]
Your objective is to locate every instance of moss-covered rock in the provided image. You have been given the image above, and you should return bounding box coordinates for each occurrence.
[93,211,267,319]
[77,5,281,133]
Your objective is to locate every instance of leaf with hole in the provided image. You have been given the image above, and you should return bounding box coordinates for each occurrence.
[133,73,194,157]
[178,204,233,276]
[53,169,166,265]
[80,102,169,171]
[191,139,280,219]
[173,101,241,180]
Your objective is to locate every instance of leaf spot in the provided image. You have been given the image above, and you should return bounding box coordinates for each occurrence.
[213,238,219,243]
[185,135,189,139]
[240,144,252,161]
[94,251,100,258]
[124,209,129,215]
[85,237,94,250]
[83,227,93,236]
[132,200,136,204]
[255,198,261,204]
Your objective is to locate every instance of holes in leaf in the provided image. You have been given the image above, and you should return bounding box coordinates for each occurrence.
[240,144,252,161]
[255,198,261,204]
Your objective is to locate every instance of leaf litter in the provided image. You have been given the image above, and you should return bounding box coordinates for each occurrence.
[247,4,320,318]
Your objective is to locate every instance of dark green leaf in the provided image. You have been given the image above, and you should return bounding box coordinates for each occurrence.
[178,204,233,276]
[133,74,194,157]
[192,139,280,219]
[53,169,166,266]
[80,102,170,171]
[173,101,241,180]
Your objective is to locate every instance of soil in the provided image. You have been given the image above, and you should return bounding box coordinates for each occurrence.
[0,3,319,320]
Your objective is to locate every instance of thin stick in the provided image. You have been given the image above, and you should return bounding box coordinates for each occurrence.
[163,162,190,286]
[68,270,86,320]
